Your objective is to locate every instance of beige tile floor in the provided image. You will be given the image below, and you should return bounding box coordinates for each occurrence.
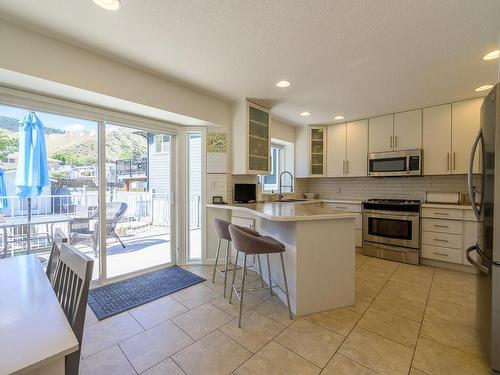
[79,254,491,375]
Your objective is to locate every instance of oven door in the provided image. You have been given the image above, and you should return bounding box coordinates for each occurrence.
[363,210,419,249]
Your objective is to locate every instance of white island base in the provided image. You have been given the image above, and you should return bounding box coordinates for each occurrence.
[207,202,356,316]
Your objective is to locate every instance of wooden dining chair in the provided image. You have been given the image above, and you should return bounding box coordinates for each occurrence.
[46,228,68,285]
[52,243,94,375]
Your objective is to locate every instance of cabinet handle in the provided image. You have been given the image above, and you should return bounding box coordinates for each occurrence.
[433,224,449,228]
[433,212,450,216]
[346,160,349,174]
[336,206,347,209]
[453,152,456,170]
[390,136,393,149]
[433,238,449,243]
[433,252,449,257]
[394,135,398,149]
[446,153,450,170]
[342,160,345,174]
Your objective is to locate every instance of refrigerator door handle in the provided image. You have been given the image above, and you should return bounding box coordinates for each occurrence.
[466,245,489,274]
[468,130,483,220]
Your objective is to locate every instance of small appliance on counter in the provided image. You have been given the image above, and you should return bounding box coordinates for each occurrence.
[212,196,226,204]
[233,183,257,203]
[425,192,461,205]
[362,198,421,265]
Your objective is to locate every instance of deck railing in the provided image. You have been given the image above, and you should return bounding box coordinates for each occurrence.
[0,191,202,252]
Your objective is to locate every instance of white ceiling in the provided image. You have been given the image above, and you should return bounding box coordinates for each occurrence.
[0,0,499,126]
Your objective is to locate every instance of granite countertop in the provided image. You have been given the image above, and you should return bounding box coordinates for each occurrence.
[206,201,358,222]
[320,199,363,205]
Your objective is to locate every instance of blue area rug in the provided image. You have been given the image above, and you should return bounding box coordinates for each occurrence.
[88,266,206,320]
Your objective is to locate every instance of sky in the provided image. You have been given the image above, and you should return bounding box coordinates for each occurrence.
[0,103,97,133]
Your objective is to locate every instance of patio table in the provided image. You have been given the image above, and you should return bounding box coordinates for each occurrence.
[0,214,73,257]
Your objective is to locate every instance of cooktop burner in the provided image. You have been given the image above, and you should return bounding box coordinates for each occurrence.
[363,198,422,212]
[365,198,422,205]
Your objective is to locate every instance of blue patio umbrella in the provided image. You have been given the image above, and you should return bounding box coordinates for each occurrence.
[15,112,49,221]
[0,167,8,212]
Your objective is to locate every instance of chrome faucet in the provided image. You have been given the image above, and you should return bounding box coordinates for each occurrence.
[278,171,294,200]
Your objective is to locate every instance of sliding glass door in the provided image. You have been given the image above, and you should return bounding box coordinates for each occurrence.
[104,123,174,279]
[187,132,203,262]
[0,97,178,283]
[0,103,101,279]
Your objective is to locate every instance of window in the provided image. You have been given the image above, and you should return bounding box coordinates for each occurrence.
[153,134,170,153]
[263,144,283,192]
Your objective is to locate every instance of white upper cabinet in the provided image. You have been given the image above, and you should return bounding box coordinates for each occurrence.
[423,104,452,175]
[393,109,422,150]
[327,120,368,177]
[368,115,394,153]
[295,126,327,177]
[310,126,327,176]
[346,120,368,176]
[422,99,483,176]
[232,100,271,175]
[327,123,346,177]
[451,98,482,174]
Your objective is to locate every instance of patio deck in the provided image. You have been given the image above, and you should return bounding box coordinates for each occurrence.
[35,227,201,280]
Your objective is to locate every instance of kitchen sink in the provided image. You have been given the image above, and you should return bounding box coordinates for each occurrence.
[275,199,308,202]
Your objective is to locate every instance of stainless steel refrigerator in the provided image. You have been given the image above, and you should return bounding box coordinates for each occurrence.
[467,83,500,374]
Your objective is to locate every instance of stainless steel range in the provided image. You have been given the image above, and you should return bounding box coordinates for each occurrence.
[362,198,421,265]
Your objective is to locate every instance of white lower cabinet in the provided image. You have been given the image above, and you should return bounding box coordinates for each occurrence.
[325,201,362,247]
[421,206,477,266]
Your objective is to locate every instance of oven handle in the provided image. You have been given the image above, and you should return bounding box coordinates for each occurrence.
[363,210,419,218]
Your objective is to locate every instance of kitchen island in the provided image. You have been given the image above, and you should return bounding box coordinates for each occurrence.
[206,201,356,316]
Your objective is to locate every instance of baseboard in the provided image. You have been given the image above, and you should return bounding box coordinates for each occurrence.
[421,258,478,274]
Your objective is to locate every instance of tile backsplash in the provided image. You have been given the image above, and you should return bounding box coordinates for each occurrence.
[298,175,480,201]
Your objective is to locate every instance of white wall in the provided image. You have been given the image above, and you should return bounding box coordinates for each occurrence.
[0,20,231,127]
[271,118,296,143]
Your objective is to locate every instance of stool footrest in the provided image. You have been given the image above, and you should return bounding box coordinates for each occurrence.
[232,280,284,301]
[214,263,258,278]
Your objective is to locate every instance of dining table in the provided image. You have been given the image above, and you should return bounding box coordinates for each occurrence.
[0,254,78,375]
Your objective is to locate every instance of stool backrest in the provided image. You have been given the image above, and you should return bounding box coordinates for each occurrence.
[46,228,68,284]
[53,243,94,375]
[228,224,259,254]
[214,218,231,240]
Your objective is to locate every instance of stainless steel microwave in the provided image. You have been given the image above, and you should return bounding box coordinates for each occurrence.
[368,149,422,177]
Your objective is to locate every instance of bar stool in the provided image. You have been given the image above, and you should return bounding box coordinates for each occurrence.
[228,224,293,327]
[212,218,264,298]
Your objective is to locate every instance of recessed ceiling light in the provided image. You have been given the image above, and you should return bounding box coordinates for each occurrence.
[93,0,121,11]
[483,50,500,61]
[276,80,291,88]
[300,111,311,116]
[334,115,344,120]
[475,84,494,92]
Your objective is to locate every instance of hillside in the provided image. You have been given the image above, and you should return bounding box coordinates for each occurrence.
[0,115,147,166]
[0,116,65,134]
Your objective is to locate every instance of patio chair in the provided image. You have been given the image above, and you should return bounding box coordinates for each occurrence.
[69,202,128,257]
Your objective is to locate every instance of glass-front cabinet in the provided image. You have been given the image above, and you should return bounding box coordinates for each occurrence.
[248,102,271,174]
[231,99,271,175]
[248,103,270,173]
[310,126,326,176]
